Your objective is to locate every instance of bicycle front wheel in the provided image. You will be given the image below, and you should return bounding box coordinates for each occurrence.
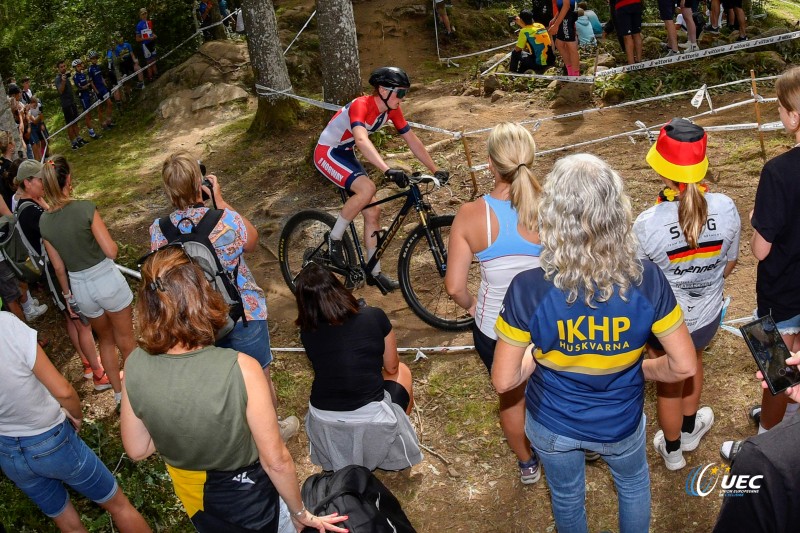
[398,215,477,331]
[278,210,356,293]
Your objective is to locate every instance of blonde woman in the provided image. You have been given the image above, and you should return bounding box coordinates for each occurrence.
[634,119,740,470]
[492,153,696,533]
[40,155,134,402]
[445,122,543,484]
[121,248,348,533]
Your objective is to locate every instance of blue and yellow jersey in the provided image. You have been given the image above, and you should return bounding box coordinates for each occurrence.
[516,24,552,67]
[496,260,683,443]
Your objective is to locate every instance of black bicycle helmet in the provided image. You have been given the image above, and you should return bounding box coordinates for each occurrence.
[368,66,410,89]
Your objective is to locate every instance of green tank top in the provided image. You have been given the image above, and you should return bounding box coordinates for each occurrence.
[39,200,107,272]
[125,346,259,471]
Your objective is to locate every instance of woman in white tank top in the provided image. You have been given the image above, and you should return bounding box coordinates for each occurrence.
[445,123,544,484]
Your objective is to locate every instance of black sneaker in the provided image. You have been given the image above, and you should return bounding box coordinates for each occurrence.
[370,272,400,292]
[77,137,88,146]
[327,236,346,268]
[704,24,720,34]
[72,142,79,150]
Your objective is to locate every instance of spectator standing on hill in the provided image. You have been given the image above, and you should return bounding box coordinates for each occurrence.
[25,98,44,160]
[677,0,700,51]
[87,51,115,130]
[614,0,643,63]
[54,61,86,151]
[115,35,145,91]
[548,0,580,77]
[509,10,553,74]
[0,311,150,533]
[720,66,800,462]
[492,153,697,533]
[634,119,740,471]
[72,59,100,140]
[136,8,158,81]
[658,0,681,55]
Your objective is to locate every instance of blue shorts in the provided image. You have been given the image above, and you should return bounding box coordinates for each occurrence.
[0,420,118,517]
[96,86,110,100]
[29,124,42,144]
[313,144,366,191]
[648,311,721,352]
[775,314,800,336]
[79,92,93,111]
[217,318,273,368]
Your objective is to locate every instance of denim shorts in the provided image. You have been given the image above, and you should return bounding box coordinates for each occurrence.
[0,420,118,517]
[775,313,800,336]
[217,318,273,368]
[69,258,133,319]
[0,261,22,303]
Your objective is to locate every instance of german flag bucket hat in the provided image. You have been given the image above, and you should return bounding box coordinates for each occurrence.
[646,118,708,183]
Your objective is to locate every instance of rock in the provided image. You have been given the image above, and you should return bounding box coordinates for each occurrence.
[642,36,665,60]
[393,4,427,17]
[480,53,508,72]
[158,95,189,119]
[549,81,592,108]
[491,90,505,103]
[483,75,501,96]
[596,53,616,67]
[601,87,626,105]
[191,83,249,112]
[462,86,481,97]
[754,51,786,72]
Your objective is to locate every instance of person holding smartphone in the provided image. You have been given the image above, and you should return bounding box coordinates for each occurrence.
[634,119,740,470]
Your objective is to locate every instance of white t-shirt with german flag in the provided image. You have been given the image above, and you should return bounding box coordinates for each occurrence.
[634,192,740,333]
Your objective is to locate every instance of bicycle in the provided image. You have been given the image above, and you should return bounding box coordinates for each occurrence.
[278,172,478,331]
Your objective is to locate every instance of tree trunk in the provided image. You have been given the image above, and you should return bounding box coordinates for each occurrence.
[317,0,362,106]
[240,0,298,134]
[0,80,23,158]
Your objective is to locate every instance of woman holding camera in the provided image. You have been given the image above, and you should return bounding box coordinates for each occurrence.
[150,152,298,439]
[121,247,348,533]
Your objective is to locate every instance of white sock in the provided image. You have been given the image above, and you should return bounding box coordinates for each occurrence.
[114,392,122,403]
[783,403,799,423]
[21,294,33,312]
[330,215,349,241]
[758,423,768,435]
[367,248,381,275]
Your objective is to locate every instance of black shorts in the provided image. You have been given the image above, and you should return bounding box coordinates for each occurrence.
[120,57,135,76]
[648,311,722,352]
[472,323,497,373]
[62,103,79,124]
[616,4,643,35]
[658,0,676,20]
[556,11,578,42]
[383,380,410,412]
[724,0,742,8]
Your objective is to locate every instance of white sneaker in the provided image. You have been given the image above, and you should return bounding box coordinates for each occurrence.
[653,430,686,470]
[24,301,48,321]
[681,406,715,451]
[279,416,300,442]
[686,43,700,52]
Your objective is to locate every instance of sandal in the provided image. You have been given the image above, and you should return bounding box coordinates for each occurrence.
[720,440,744,462]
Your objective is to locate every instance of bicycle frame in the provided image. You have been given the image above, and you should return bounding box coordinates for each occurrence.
[339,182,439,278]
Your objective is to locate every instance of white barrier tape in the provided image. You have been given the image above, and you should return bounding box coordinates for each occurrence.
[596,31,800,77]
[272,345,476,354]
[720,324,743,337]
[284,10,316,55]
[439,41,516,62]
[480,52,512,76]
[491,71,596,84]
[433,0,442,61]
[255,84,461,137]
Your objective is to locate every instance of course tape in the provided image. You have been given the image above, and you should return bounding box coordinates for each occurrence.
[480,52,512,76]
[491,71,596,84]
[440,41,517,62]
[595,30,800,77]
[284,10,316,55]
[272,345,476,354]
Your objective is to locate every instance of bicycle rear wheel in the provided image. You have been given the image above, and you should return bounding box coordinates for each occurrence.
[398,215,477,331]
[278,210,356,293]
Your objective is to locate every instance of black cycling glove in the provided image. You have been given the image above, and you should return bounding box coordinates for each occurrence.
[385,168,409,188]
[434,170,450,185]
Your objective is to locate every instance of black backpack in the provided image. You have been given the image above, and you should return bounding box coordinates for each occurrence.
[156,209,245,338]
[301,466,416,533]
[0,202,46,283]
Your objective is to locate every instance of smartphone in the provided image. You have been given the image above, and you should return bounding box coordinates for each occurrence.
[740,315,800,395]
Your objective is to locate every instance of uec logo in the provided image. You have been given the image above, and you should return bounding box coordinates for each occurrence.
[685,463,763,497]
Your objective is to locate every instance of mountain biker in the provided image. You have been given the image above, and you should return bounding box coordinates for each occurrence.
[313,66,449,292]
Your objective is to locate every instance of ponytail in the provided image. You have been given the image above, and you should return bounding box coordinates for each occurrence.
[509,166,543,232]
[41,155,72,211]
[678,183,707,249]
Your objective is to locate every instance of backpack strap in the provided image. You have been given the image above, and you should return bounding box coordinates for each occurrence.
[194,209,225,239]
[158,214,181,242]
[14,201,44,265]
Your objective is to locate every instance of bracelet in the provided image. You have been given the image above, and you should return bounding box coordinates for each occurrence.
[62,292,72,298]
[291,505,307,518]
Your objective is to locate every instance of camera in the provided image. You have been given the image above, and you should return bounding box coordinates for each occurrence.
[508,15,517,26]
[198,160,212,201]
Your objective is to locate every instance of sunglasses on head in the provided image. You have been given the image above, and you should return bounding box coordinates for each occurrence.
[384,87,409,99]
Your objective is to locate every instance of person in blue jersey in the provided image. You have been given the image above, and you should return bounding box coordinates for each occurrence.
[492,153,697,533]
[87,51,114,130]
[446,122,545,485]
[136,8,158,81]
[71,59,100,140]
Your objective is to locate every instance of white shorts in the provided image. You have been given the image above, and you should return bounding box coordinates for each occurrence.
[68,258,133,318]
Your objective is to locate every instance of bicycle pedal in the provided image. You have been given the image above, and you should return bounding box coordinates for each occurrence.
[367,273,399,294]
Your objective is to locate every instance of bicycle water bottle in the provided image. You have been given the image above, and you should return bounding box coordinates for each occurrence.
[67,294,90,326]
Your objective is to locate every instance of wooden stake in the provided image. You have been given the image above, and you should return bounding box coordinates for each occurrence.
[751,69,767,163]
[592,44,601,78]
[460,131,478,200]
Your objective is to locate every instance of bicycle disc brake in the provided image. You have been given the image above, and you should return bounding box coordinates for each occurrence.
[346,267,366,290]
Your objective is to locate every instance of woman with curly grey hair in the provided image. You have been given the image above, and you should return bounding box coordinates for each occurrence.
[492,153,696,533]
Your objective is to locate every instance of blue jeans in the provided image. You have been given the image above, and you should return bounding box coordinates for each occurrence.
[527,412,650,533]
[0,420,118,517]
[217,319,273,368]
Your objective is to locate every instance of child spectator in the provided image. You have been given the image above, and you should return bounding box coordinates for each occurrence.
[114,34,145,91]
[71,59,100,140]
[614,0,643,64]
[136,8,158,81]
[25,97,44,160]
[87,51,115,130]
[577,1,603,36]
[509,10,554,74]
[575,8,597,46]
[53,61,85,151]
